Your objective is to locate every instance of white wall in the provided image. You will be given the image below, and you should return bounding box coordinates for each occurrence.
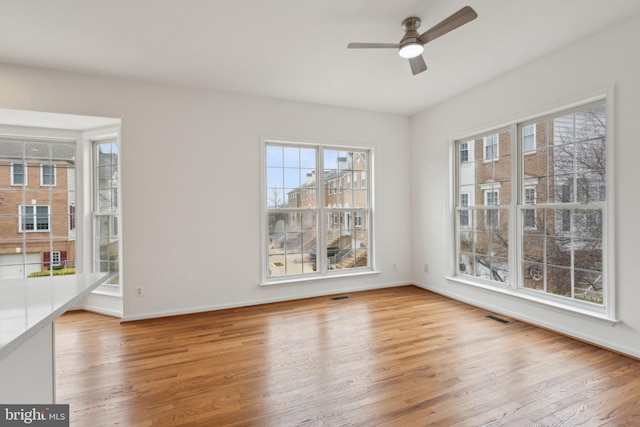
[0,63,412,320]
[411,13,640,357]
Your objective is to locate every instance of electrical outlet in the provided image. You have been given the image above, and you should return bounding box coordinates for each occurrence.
[424,264,429,273]
[136,286,143,297]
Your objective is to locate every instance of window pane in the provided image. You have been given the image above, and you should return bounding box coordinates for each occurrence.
[520,151,605,304]
[267,211,317,277]
[13,163,25,185]
[324,150,368,209]
[267,145,316,210]
[42,164,55,185]
[547,265,572,297]
[574,269,603,303]
[96,142,119,212]
[94,215,119,276]
[325,210,368,271]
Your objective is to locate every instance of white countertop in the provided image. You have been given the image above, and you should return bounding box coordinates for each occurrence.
[0,272,110,361]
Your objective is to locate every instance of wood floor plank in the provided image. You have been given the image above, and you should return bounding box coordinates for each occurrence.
[55,286,640,426]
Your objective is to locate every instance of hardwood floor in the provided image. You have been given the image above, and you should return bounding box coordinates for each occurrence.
[55,286,640,426]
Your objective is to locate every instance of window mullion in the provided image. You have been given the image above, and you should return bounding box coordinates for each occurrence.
[509,122,518,291]
[316,146,326,273]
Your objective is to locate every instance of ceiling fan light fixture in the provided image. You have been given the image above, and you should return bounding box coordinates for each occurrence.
[398,42,424,59]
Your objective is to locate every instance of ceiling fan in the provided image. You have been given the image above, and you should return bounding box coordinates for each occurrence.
[347,6,478,75]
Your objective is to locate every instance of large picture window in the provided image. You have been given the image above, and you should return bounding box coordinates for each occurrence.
[453,99,609,315]
[264,142,372,280]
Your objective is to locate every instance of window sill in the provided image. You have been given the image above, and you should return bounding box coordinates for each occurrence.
[92,284,122,297]
[261,269,381,286]
[445,275,617,326]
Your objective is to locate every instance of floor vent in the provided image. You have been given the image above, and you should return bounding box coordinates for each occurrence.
[330,295,350,301]
[485,314,511,324]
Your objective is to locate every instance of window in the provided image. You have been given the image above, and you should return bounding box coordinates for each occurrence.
[19,205,50,232]
[460,142,469,163]
[93,140,120,286]
[41,164,56,186]
[11,163,26,185]
[523,124,536,152]
[69,205,76,230]
[43,251,67,269]
[483,134,499,160]
[523,187,536,229]
[454,99,609,315]
[265,142,372,280]
[484,190,499,229]
[459,193,469,227]
[354,211,362,227]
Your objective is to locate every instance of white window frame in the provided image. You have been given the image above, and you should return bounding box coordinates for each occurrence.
[483,134,499,161]
[459,193,470,228]
[449,94,614,322]
[262,140,374,284]
[459,142,469,163]
[19,204,50,232]
[91,138,121,291]
[483,190,500,229]
[40,163,56,186]
[11,162,27,186]
[523,186,537,229]
[51,250,61,267]
[523,124,536,153]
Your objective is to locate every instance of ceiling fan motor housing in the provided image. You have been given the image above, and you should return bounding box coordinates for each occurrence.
[400,17,422,47]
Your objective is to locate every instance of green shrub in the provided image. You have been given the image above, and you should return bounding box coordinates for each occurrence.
[28,268,76,278]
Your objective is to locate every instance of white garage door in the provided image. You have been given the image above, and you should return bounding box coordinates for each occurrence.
[0,253,41,279]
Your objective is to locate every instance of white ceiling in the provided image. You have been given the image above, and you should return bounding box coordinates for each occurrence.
[1,0,640,116]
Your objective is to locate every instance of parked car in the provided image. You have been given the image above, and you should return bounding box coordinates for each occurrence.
[309,245,342,260]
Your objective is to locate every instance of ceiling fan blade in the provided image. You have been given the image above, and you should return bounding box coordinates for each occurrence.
[409,55,427,75]
[347,42,399,49]
[417,6,477,44]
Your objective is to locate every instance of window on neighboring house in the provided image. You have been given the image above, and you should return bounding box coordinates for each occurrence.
[11,163,26,185]
[523,124,536,152]
[523,187,537,229]
[354,211,362,227]
[460,142,469,163]
[44,250,65,268]
[459,193,469,227]
[41,164,56,186]
[69,205,76,230]
[265,142,372,280]
[454,99,609,316]
[361,171,367,189]
[484,190,499,229]
[483,134,499,160]
[19,205,50,232]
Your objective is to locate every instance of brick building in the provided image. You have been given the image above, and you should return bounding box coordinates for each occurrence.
[458,107,605,300]
[0,141,76,279]
[282,151,369,269]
